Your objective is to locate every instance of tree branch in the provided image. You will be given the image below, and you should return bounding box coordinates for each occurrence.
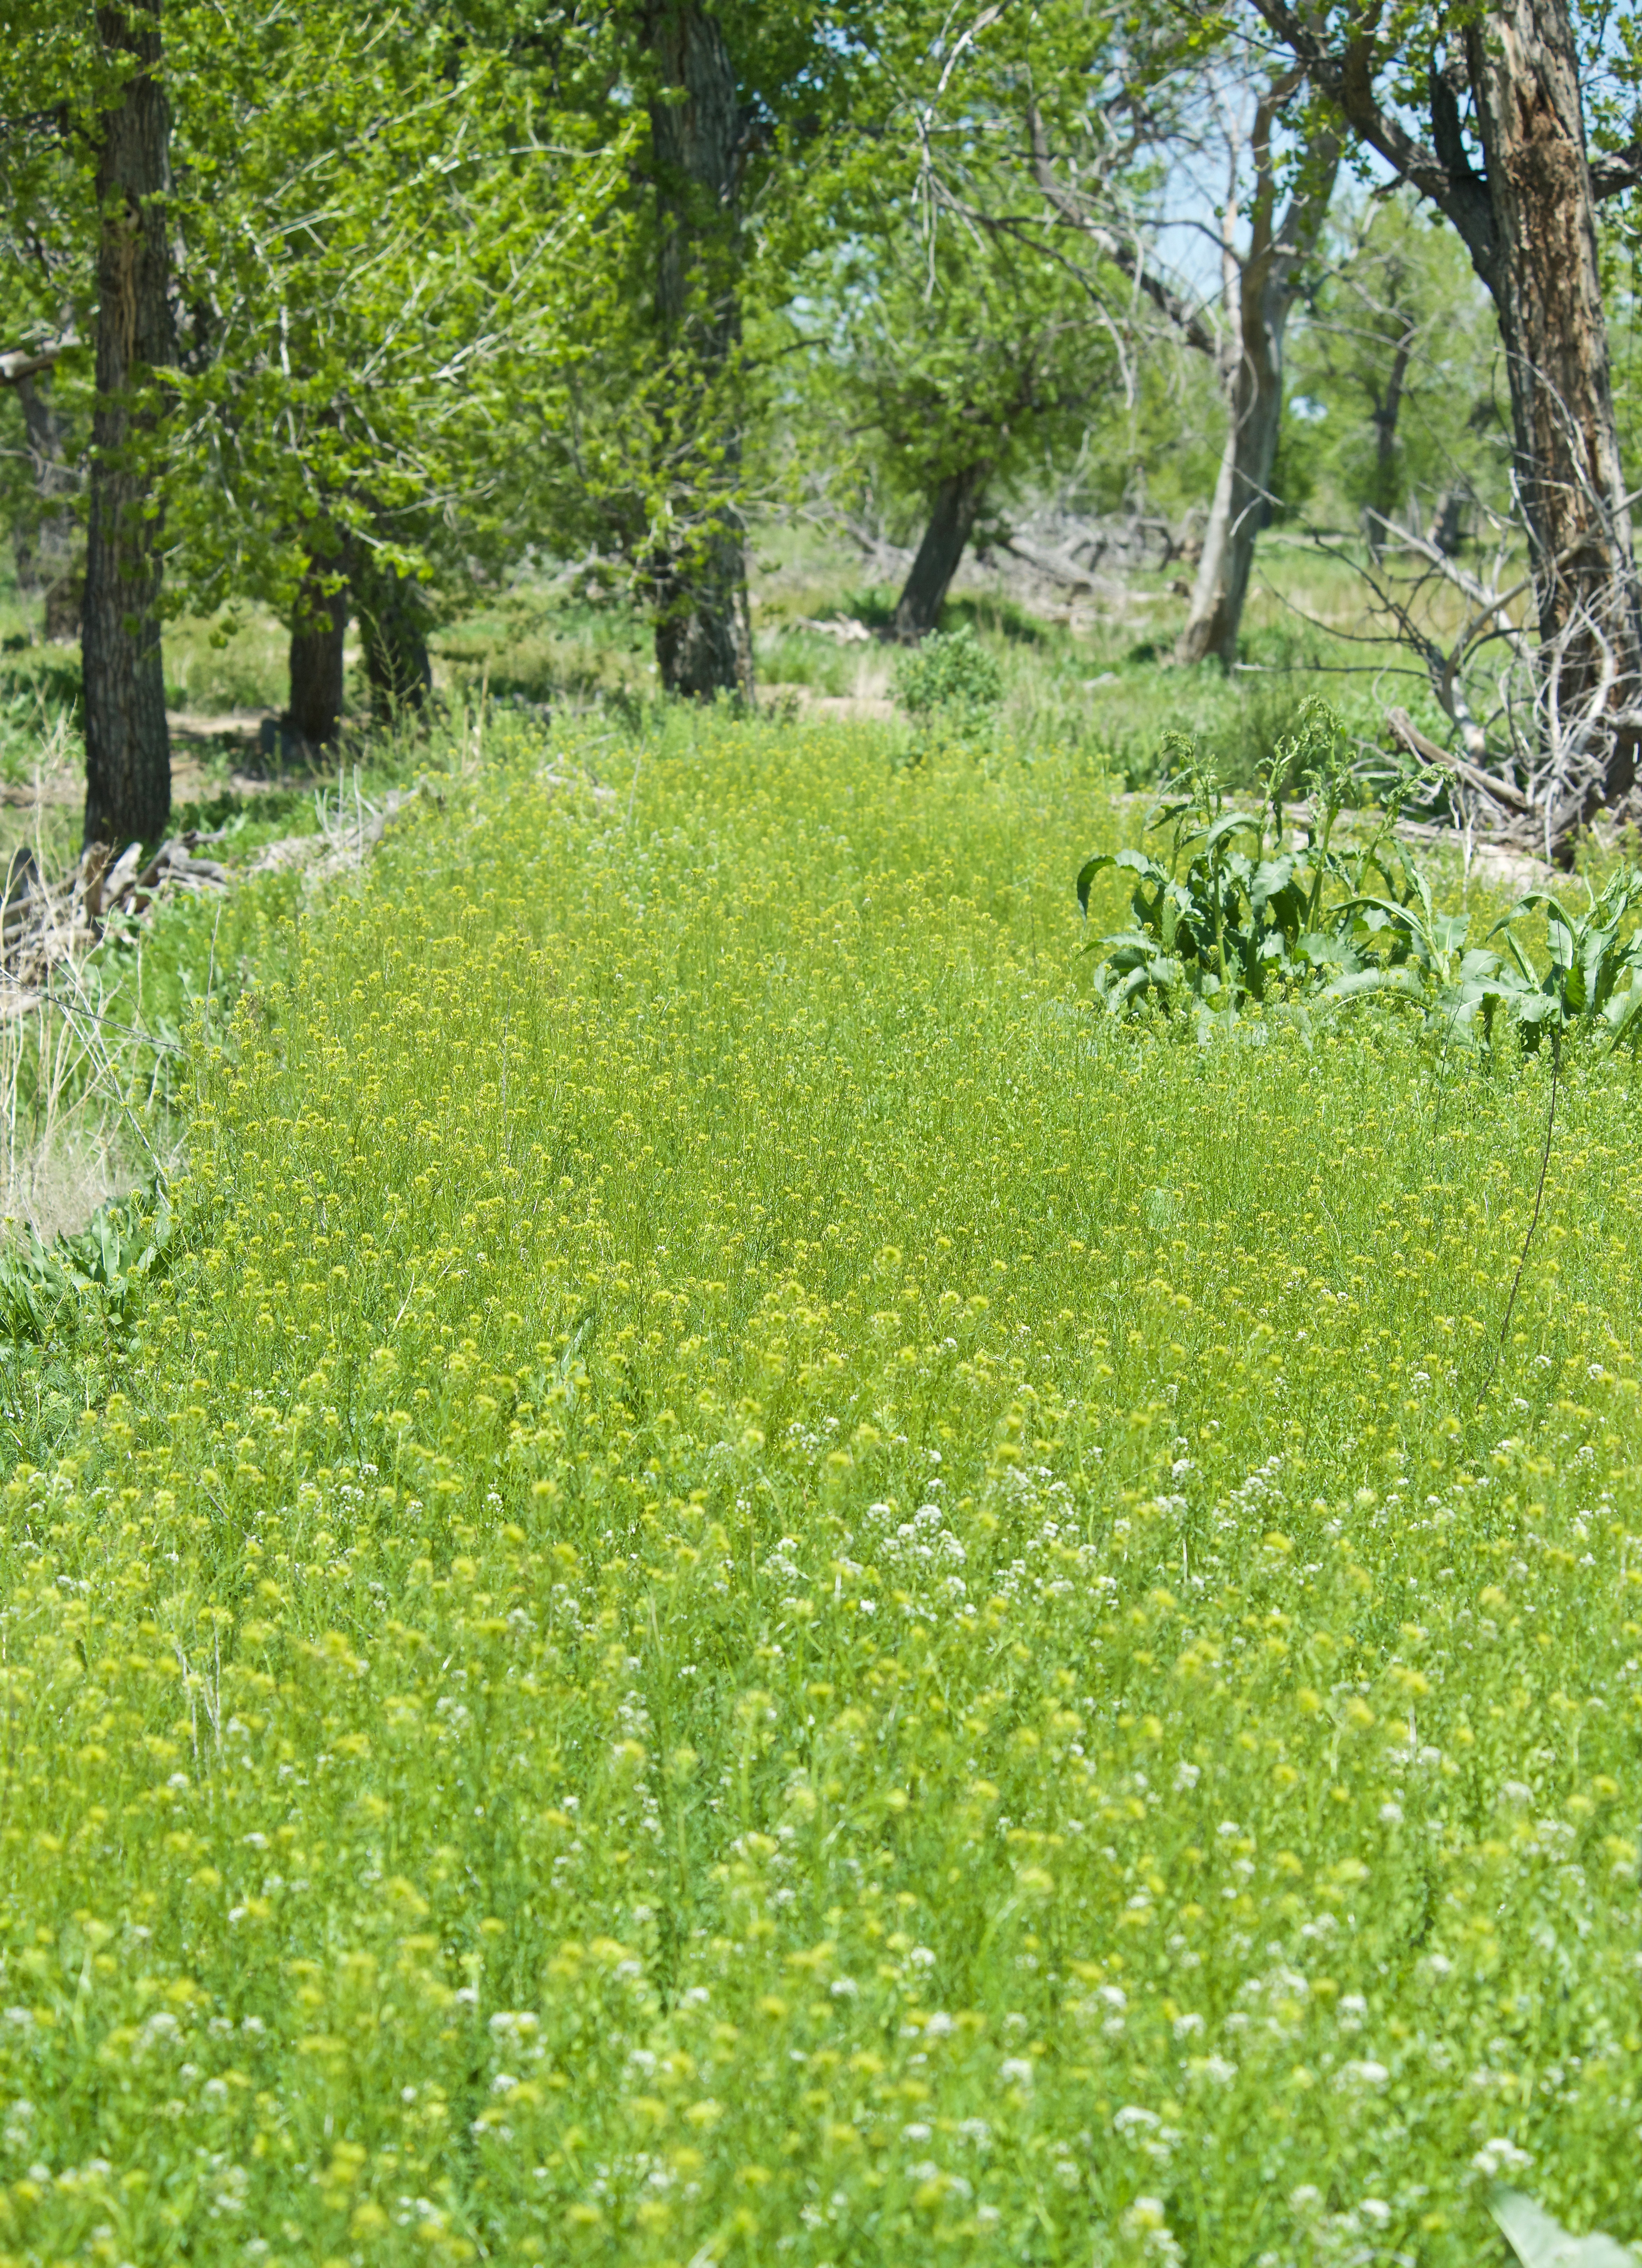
[1590,141,1642,200]
[0,344,64,388]
[1247,0,1498,286]
[1023,101,1217,356]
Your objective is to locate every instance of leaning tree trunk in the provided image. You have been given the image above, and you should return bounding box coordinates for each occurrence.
[1177,349,1283,668]
[286,555,348,749]
[1465,0,1642,834]
[645,2,752,700]
[1177,92,1339,669]
[81,0,174,850]
[894,464,991,641]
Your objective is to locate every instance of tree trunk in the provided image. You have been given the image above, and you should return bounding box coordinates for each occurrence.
[1177,91,1339,668]
[286,556,348,749]
[1176,356,1285,668]
[356,560,432,723]
[894,465,991,641]
[1363,329,1413,561]
[81,0,173,850]
[13,375,84,640]
[1427,480,1471,556]
[645,2,753,701]
[1464,0,1641,829]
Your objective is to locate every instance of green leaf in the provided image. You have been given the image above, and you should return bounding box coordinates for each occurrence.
[1201,810,1260,852]
[1076,854,1114,917]
[1603,980,1642,1047]
[1491,2188,1637,2268]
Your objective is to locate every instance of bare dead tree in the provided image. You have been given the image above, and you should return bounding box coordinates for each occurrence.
[1247,0,1642,844]
[1271,401,1642,860]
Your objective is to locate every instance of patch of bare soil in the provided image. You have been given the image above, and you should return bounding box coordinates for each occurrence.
[782,691,899,725]
[1,712,325,815]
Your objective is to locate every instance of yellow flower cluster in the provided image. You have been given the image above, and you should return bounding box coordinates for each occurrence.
[0,715,1637,2265]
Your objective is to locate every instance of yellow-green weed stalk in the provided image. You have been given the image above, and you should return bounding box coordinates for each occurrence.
[0,716,1638,2266]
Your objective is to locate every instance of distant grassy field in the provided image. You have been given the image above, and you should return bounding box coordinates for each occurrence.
[0,711,1637,2266]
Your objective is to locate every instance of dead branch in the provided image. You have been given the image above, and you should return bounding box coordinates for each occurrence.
[1384,706,1530,810]
[1,342,67,388]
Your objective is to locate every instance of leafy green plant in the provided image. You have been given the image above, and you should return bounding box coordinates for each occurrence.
[1078,698,1642,1050]
[1493,2189,1637,2268]
[1075,700,1398,1020]
[1321,863,1642,1051]
[1491,868,1642,1047]
[1319,850,1512,1038]
[0,1181,172,1342]
[893,623,1004,748]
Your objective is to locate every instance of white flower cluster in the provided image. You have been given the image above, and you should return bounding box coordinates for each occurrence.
[862,1501,969,1617]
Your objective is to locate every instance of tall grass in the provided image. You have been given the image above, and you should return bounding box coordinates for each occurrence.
[0,712,1635,2265]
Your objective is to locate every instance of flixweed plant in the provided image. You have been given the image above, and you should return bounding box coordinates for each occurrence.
[0,711,1639,2267]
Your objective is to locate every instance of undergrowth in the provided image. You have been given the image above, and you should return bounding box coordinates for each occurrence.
[0,715,1637,2267]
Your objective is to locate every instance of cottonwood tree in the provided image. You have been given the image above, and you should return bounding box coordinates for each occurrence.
[1007,26,1340,665]
[795,144,1120,638]
[82,0,173,844]
[1285,193,1506,554]
[157,0,629,750]
[1247,0,1642,842]
[873,2,1335,665]
[637,3,753,695]
[1168,74,1339,664]
[551,4,889,699]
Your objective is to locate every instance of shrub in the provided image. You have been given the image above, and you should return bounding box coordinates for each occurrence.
[893,623,1004,745]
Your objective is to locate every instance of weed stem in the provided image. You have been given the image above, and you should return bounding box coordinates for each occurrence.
[1475,1022,1561,1408]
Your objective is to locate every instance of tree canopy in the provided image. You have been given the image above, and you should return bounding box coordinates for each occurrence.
[6,0,1642,850]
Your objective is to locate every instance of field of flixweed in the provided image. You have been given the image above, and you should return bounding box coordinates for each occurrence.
[1,711,1640,2268]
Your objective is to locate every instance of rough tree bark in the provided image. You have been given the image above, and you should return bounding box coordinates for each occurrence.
[645,2,752,700]
[286,555,348,749]
[1253,0,1642,834]
[82,0,174,849]
[894,464,992,641]
[1177,84,1339,667]
[1465,2,1639,818]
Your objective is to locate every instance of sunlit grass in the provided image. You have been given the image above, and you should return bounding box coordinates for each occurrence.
[0,713,1637,2266]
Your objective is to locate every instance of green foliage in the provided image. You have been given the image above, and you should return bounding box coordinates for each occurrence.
[893,625,1004,746]
[1493,2188,1637,2268]
[1285,193,1509,537]
[1076,700,1400,1018]
[0,715,1640,2264]
[0,656,81,788]
[1079,702,1642,1048]
[158,3,631,624]
[0,1182,172,1344]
